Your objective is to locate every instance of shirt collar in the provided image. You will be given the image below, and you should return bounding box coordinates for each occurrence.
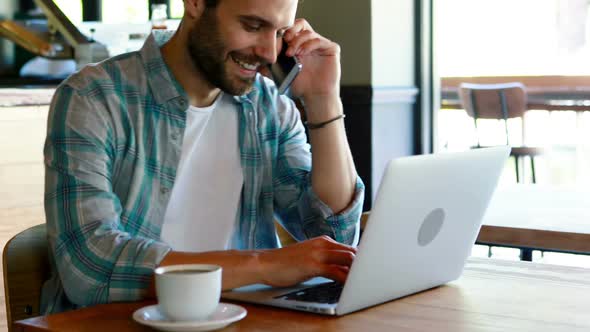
[139,31,187,105]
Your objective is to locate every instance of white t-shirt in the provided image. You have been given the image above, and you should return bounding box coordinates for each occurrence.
[160,92,244,252]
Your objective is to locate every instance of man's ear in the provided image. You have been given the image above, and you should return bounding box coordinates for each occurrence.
[184,0,205,19]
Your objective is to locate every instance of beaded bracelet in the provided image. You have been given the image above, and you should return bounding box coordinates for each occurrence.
[305,114,346,130]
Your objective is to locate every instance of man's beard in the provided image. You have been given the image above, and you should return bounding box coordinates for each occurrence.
[187,9,259,96]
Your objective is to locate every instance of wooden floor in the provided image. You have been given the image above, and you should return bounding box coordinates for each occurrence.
[0,105,49,332]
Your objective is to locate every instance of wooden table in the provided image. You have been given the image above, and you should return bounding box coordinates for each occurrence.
[359,184,590,261]
[477,184,590,260]
[14,258,590,332]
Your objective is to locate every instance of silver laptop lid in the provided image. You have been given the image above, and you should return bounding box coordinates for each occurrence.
[336,146,510,315]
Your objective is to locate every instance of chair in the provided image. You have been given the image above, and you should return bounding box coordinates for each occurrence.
[458,82,543,183]
[2,224,50,332]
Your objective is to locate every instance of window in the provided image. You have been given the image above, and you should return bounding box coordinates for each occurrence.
[437,0,590,77]
[170,0,184,19]
[53,0,83,24]
[102,0,149,23]
[436,0,590,186]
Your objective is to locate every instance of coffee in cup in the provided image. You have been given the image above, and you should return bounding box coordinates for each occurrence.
[154,264,222,321]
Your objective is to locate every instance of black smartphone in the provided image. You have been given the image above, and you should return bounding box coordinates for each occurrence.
[269,42,303,95]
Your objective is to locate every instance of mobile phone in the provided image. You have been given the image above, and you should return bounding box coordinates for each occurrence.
[269,42,303,95]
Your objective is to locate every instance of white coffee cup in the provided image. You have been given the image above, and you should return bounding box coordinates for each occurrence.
[154,264,222,321]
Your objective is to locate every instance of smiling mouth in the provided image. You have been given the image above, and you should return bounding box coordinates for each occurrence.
[231,54,261,71]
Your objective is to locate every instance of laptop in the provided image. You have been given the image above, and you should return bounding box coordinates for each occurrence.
[222,146,511,315]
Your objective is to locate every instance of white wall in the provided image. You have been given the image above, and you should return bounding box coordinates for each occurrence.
[371,0,415,86]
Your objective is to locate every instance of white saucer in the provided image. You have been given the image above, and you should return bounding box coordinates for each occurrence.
[132,303,247,332]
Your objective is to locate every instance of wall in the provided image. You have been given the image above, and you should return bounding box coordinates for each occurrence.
[296,0,372,85]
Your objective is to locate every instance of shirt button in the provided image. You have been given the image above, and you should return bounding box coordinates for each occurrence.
[160,187,170,195]
[171,133,179,141]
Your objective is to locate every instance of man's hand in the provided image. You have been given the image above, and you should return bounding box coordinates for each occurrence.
[283,19,341,102]
[256,236,356,287]
[151,236,357,297]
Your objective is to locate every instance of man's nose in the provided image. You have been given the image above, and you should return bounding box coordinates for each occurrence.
[255,32,279,64]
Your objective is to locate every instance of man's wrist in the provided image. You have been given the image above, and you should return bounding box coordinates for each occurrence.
[251,249,270,285]
[302,91,340,107]
[302,93,343,123]
[305,114,346,130]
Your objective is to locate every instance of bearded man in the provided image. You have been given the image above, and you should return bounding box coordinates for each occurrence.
[41,0,364,313]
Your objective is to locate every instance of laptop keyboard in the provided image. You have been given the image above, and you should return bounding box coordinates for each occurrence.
[275,281,343,304]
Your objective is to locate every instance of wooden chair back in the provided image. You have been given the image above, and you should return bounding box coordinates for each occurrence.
[458,82,527,120]
[2,224,50,331]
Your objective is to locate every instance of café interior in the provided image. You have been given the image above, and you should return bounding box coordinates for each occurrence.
[0,0,589,331]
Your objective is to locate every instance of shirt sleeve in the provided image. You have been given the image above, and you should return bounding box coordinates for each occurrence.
[272,94,365,246]
[44,84,171,307]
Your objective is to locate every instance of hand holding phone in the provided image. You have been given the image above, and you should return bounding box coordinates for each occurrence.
[269,42,303,95]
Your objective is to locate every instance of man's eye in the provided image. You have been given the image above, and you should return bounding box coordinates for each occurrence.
[244,24,261,32]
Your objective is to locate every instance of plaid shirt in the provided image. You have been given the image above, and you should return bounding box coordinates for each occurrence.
[41,32,364,314]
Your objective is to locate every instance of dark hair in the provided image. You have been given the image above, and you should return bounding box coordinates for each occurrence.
[204,0,219,7]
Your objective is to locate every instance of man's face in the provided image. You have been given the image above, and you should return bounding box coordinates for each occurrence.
[187,0,298,95]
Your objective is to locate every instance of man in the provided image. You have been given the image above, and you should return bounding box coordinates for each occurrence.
[41,0,364,314]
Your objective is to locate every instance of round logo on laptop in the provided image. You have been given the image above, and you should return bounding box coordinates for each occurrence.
[417,208,445,246]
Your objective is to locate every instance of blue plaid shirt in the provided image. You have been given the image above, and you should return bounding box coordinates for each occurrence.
[41,32,364,314]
